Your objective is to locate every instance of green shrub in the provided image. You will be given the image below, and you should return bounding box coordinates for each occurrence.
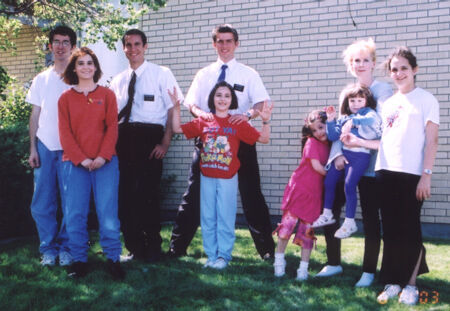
[0,75,34,239]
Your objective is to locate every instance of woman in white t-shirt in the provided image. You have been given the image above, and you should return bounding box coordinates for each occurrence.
[375,47,439,305]
[343,47,439,305]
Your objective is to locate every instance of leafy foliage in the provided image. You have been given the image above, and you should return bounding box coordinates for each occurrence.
[0,72,34,239]
[0,0,167,52]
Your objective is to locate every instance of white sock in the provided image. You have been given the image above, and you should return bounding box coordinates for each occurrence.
[275,252,285,262]
[299,260,309,271]
[323,209,333,218]
[344,218,356,226]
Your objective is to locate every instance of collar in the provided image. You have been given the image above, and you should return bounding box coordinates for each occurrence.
[215,58,237,71]
[127,61,148,79]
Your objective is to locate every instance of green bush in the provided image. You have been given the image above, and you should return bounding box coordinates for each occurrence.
[0,74,34,239]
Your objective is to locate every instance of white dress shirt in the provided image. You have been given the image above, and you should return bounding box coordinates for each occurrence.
[110,61,183,126]
[184,58,270,115]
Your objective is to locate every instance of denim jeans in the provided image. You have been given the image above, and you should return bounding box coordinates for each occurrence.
[200,173,238,262]
[62,156,122,262]
[30,140,69,256]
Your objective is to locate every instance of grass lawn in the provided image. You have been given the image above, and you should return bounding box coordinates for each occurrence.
[1,225,449,311]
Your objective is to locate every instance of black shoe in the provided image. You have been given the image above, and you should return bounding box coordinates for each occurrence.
[106,259,125,281]
[68,261,88,278]
[262,252,274,261]
[144,250,163,263]
[166,248,187,259]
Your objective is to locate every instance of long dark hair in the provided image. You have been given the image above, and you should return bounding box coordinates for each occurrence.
[207,81,238,113]
[301,109,327,151]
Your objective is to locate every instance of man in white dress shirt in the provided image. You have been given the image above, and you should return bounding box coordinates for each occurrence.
[110,29,183,262]
[168,24,275,259]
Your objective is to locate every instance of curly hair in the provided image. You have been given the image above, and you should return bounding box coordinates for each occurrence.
[301,109,327,151]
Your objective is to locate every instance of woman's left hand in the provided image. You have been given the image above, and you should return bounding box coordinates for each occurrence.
[416,175,431,201]
[90,157,106,171]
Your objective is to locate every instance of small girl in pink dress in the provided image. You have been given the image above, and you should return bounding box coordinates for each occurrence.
[273,109,330,281]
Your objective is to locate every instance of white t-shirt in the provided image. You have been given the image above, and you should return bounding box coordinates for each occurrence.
[110,61,183,126]
[26,67,70,151]
[375,87,439,176]
[184,58,270,115]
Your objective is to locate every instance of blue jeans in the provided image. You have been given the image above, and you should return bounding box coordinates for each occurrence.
[62,156,122,262]
[323,150,371,218]
[200,173,238,262]
[30,140,69,256]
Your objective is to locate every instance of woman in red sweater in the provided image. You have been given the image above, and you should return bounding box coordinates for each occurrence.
[58,47,123,280]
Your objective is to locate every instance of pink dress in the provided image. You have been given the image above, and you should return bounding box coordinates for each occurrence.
[280,137,330,223]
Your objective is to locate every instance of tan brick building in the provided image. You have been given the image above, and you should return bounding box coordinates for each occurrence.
[139,0,449,230]
[1,0,448,232]
[0,24,44,83]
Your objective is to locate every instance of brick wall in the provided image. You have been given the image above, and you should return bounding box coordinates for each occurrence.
[0,25,43,83]
[142,0,449,224]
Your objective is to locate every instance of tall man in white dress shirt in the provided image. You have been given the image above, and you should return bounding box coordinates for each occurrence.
[168,24,275,259]
[110,29,183,262]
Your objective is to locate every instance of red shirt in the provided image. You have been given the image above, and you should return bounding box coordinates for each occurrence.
[181,115,260,179]
[58,86,118,165]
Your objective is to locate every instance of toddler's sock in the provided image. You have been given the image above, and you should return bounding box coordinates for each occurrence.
[323,208,333,218]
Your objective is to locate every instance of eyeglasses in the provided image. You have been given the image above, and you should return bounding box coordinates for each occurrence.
[52,40,71,47]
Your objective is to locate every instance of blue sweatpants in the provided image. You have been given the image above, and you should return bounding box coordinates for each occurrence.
[323,149,371,218]
[200,173,238,262]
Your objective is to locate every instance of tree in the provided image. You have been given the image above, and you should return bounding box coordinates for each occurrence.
[0,0,166,52]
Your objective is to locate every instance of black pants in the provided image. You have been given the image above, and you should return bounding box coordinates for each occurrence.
[117,123,164,258]
[377,170,428,286]
[169,141,275,258]
[323,176,381,273]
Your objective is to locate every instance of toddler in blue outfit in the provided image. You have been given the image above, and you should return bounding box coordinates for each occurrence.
[313,83,381,238]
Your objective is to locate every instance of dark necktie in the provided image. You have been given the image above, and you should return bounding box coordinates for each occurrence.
[217,64,227,82]
[118,71,137,123]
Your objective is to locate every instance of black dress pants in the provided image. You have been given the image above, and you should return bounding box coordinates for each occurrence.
[169,141,275,258]
[377,170,428,286]
[323,176,382,273]
[117,123,164,259]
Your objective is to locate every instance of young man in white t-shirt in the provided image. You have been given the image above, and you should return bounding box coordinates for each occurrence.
[27,26,77,266]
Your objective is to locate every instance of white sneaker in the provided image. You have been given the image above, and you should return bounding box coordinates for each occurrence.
[203,259,215,268]
[119,253,134,263]
[211,257,228,270]
[41,253,56,266]
[399,285,419,305]
[334,221,357,239]
[312,214,336,228]
[355,272,374,287]
[377,284,401,304]
[296,268,308,281]
[58,251,72,266]
[315,265,343,277]
[273,258,286,277]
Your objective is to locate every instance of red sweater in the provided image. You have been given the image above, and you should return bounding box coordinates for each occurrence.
[181,115,260,179]
[58,86,118,165]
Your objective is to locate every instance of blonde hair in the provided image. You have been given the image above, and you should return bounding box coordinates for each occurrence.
[342,38,376,74]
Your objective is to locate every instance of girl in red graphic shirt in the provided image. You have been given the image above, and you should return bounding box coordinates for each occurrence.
[168,81,272,270]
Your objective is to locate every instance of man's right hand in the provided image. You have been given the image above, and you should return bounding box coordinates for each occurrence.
[199,111,214,121]
[28,150,40,168]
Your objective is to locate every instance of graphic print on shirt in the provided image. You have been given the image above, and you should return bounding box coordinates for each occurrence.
[386,106,402,128]
[201,134,232,171]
